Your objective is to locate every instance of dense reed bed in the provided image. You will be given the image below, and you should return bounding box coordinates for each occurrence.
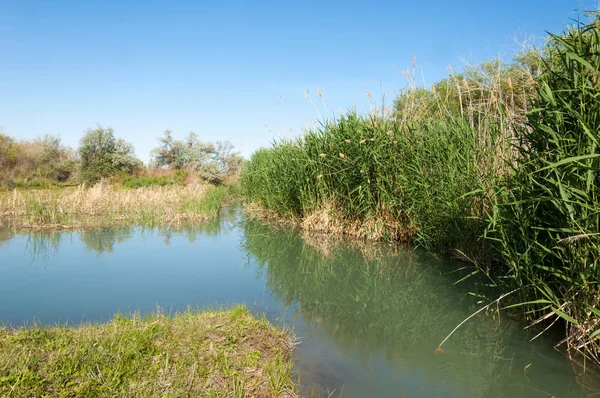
[0,182,229,229]
[486,14,600,364]
[0,306,296,397]
[244,113,499,259]
[242,13,600,364]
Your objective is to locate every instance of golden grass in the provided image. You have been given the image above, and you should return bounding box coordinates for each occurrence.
[244,200,414,243]
[0,181,223,229]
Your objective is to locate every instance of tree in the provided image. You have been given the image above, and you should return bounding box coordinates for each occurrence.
[150,130,185,169]
[78,126,141,182]
[149,131,244,183]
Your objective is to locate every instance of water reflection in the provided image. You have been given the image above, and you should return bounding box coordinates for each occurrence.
[12,208,239,262]
[241,220,586,397]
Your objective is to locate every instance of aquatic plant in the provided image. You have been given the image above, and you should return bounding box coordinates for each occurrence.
[487,12,600,363]
[242,107,502,260]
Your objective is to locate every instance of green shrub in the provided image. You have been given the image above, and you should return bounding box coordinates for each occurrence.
[78,126,142,182]
[0,134,77,187]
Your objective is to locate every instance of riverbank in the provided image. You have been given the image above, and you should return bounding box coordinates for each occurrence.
[0,182,231,229]
[0,306,296,397]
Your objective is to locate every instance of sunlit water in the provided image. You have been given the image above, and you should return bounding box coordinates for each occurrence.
[0,209,592,397]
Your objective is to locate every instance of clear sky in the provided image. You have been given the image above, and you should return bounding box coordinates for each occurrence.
[0,0,595,162]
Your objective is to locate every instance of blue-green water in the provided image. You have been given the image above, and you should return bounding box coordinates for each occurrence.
[0,210,593,397]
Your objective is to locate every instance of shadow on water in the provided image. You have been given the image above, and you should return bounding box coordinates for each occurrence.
[0,208,595,397]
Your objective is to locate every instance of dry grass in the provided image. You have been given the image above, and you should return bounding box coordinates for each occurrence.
[0,181,227,229]
[0,306,297,397]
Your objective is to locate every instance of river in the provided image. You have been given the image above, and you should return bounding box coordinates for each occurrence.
[0,209,590,397]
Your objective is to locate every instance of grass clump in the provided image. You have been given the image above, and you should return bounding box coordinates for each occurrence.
[180,185,229,216]
[0,306,296,397]
[242,44,537,259]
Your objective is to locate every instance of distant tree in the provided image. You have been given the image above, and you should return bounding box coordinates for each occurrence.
[78,126,141,182]
[150,130,185,169]
[40,135,64,165]
[149,131,244,183]
[215,140,245,177]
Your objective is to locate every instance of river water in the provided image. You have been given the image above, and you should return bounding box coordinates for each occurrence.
[0,209,591,397]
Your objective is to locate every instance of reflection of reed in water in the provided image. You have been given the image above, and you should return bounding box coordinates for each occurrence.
[569,353,600,396]
[299,229,411,262]
[241,219,585,397]
[26,230,64,264]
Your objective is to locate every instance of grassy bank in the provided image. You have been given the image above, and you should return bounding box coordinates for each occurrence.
[0,306,296,397]
[0,182,231,229]
[241,13,600,364]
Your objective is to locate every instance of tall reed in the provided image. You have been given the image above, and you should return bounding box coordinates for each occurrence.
[243,104,505,259]
[487,12,600,362]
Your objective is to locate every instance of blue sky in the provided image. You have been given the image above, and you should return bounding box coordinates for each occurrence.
[0,0,594,162]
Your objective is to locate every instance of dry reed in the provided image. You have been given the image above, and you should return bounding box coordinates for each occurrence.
[0,181,224,229]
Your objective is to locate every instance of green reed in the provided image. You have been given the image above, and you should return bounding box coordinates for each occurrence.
[242,110,501,259]
[487,12,600,363]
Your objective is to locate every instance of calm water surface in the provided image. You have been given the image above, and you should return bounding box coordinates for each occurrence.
[0,209,592,397]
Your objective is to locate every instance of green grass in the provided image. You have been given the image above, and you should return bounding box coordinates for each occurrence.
[0,178,74,191]
[180,185,229,216]
[121,175,177,189]
[119,170,188,189]
[0,306,296,397]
